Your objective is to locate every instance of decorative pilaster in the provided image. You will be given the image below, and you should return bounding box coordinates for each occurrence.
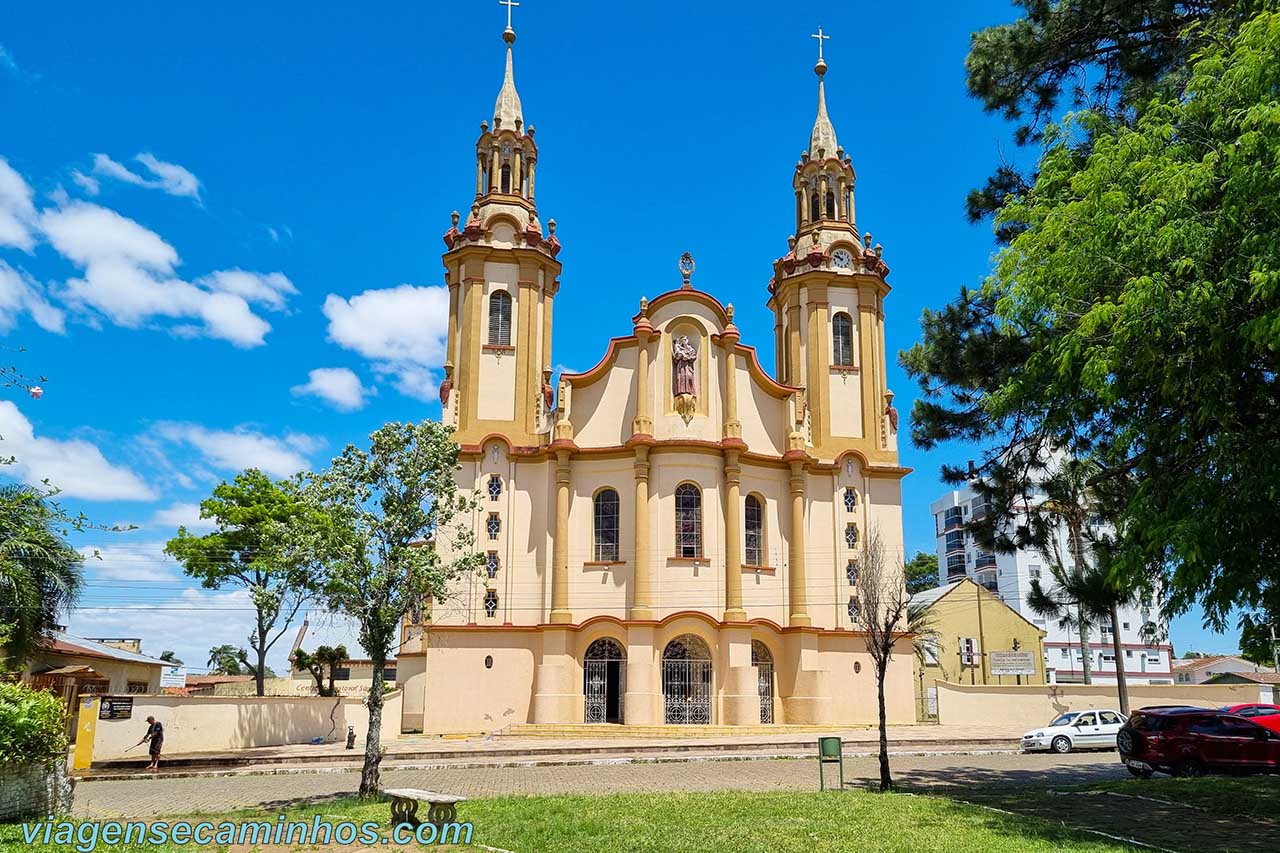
[805,285,830,444]
[630,446,653,620]
[550,449,572,624]
[723,451,746,621]
[858,288,879,448]
[720,306,742,441]
[631,298,654,436]
[787,459,810,627]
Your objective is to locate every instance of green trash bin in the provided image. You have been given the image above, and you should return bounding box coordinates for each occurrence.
[817,736,844,790]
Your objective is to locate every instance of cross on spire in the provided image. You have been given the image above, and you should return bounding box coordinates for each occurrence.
[500,0,520,31]
[811,26,830,62]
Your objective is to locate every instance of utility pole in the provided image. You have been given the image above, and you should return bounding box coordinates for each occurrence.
[976,581,988,685]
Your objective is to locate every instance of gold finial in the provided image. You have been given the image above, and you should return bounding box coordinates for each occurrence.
[450,210,460,226]
[726,303,735,322]
[811,26,830,75]
[639,296,648,316]
[678,252,695,289]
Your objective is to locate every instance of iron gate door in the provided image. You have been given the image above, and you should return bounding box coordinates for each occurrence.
[663,660,712,724]
[584,659,624,723]
[757,662,774,724]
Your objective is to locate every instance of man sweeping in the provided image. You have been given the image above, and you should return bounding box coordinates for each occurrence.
[136,715,164,771]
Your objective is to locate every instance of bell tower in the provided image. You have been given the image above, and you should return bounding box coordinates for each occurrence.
[767,28,896,463]
[439,3,562,447]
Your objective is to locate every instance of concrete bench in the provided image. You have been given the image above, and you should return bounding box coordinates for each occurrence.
[383,788,467,827]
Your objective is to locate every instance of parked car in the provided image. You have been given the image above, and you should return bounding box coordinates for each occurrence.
[1118,707,1280,777]
[1220,703,1280,733]
[1021,709,1128,754]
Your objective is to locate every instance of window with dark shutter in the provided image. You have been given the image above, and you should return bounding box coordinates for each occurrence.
[488,291,512,346]
[832,312,853,366]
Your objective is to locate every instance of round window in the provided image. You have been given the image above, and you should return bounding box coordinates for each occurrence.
[484,655,494,669]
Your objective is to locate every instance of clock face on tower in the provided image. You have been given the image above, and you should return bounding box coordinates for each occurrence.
[832,248,853,269]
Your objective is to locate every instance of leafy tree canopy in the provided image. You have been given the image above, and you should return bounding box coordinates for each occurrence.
[904,552,940,595]
[206,644,244,675]
[1238,613,1278,668]
[905,10,1280,628]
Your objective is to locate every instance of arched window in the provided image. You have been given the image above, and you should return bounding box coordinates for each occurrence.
[825,191,835,219]
[843,487,857,512]
[484,590,498,618]
[832,312,853,366]
[675,483,702,558]
[488,291,512,346]
[744,494,764,567]
[809,192,820,222]
[593,489,620,562]
[501,163,512,193]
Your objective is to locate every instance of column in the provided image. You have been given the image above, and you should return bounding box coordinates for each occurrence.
[805,287,830,445]
[517,278,537,436]
[488,148,499,195]
[513,148,523,198]
[530,628,577,723]
[722,343,740,439]
[475,155,484,196]
[630,446,653,620]
[632,334,652,436]
[858,290,879,446]
[528,160,536,201]
[786,296,803,387]
[623,625,661,724]
[550,450,573,624]
[723,451,746,621]
[788,460,810,627]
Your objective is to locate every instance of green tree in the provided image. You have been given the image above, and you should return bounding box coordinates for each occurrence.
[166,469,319,696]
[0,485,83,669]
[158,650,182,664]
[904,552,940,595]
[904,10,1280,630]
[206,644,244,675]
[293,644,349,697]
[281,421,479,796]
[963,1,1246,232]
[1238,613,1279,671]
[0,680,68,766]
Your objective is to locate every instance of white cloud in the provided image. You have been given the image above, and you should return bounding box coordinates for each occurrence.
[150,502,216,534]
[0,401,155,500]
[80,542,182,582]
[291,367,372,412]
[0,156,37,251]
[197,269,297,312]
[70,170,100,196]
[41,201,288,347]
[91,152,202,201]
[0,260,65,333]
[156,422,316,478]
[323,284,450,402]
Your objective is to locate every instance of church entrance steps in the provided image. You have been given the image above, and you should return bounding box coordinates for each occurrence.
[501,723,859,738]
[82,725,1025,778]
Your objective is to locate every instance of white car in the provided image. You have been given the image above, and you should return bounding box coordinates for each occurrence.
[1021,709,1128,754]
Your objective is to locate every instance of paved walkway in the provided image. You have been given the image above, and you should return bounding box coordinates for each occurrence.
[73,752,1123,818]
[89,725,1027,774]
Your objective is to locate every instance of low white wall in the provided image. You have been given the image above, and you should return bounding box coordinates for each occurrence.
[90,691,402,761]
[935,681,1265,727]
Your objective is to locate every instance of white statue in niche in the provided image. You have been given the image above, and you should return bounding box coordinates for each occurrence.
[672,334,698,425]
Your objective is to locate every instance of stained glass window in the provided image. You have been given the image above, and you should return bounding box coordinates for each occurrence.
[593,489,620,562]
[744,494,764,566]
[675,483,702,558]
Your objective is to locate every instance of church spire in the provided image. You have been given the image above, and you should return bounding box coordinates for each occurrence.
[808,26,838,159]
[493,0,524,131]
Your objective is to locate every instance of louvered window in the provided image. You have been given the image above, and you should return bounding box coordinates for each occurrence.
[488,291,512,346]
[832,312,853,366]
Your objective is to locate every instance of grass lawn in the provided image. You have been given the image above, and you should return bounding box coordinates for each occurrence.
[1079,774,1280,822]
[0,790,1135,853]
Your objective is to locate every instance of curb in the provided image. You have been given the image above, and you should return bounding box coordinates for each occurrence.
[74,747,1020,783]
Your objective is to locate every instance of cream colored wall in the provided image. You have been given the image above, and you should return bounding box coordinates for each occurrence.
[826,286,862,438]
[565,456,634,618]
[649,451,724,619]
[570,348,636,448]
[737,464,789,626]
[419,631,538,733]
[28,652,162,694]
[935,682,1267,728]
[89,692,402,760]
[821,636,915,725]
[735,362,786,456]
[477,261,519,422]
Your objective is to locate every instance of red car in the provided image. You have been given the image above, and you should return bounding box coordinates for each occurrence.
[1221,703,1280,733]
[1117,707,1280,777]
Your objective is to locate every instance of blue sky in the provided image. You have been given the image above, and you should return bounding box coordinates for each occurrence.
[0,1,1237,672]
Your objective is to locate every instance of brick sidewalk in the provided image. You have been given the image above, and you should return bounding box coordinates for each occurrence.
[72,752,1123,819]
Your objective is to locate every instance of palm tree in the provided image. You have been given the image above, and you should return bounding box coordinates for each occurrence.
[206,644,245,675]
[1021,456,1142,714]
[0,485,83,668]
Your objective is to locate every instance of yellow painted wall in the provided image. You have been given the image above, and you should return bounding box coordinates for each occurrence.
[915,579,1048,691]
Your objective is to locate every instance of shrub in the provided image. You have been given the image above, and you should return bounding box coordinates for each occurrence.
[0,681,68,766]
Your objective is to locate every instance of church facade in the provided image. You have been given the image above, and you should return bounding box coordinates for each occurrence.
[396,19,914,732]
